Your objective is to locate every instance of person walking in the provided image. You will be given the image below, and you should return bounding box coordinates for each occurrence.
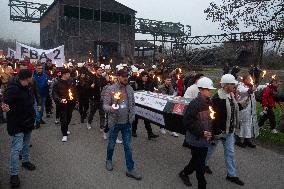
[103,69,142,180]
[2,69,37,188]
[179,77,215,189]
[52,69,76,142]
[205,74,245,186]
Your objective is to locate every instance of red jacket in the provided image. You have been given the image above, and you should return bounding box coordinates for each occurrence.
[261,85,277,108]
[177,79,184,96]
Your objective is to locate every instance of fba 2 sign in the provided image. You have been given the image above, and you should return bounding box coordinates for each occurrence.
[15,42,65,67]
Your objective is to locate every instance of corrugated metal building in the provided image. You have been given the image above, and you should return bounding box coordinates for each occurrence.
[40,0,136,63]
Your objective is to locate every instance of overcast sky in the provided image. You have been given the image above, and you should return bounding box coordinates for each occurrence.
[0,0,240,44]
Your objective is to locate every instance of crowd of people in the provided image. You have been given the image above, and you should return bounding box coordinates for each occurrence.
[0,57,283,189]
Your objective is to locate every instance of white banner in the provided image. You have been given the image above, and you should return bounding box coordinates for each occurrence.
[134,91,168,111]
[7,48,15,58]
[15,42,65,67]
[135,106,165,126]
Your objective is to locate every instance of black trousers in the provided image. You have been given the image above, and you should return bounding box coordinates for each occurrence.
[259,107,276,130]
[60,103,74,136]
[55,103,61,120]
[88,101,105,128]
[79,98,89,120]
[132,117,153,135]
[45,92,53,114]
[183,146,208,189]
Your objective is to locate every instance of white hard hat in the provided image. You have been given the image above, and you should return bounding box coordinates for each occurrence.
[117,66,124,71]
[152,65,157,69]
[100,64,105,67]
[196,77,216,90]
[105,65,111,70]
[220,74,238,84]
[132,67,139,72]
[122,64,127,67]
[139,69,145,73]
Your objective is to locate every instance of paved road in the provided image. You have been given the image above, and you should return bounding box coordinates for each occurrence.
[0,111,283,189]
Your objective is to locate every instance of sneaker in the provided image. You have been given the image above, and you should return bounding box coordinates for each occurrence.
[67,131,71,135]
[246,142,256,148]
[235,141,246,148]
[87,123,91,130]
[116,139,123,144]
[62,136,68,142]
[179,171,192,187]
[148,133,159,140]
[126,169,142,180]
[55,119,59,124]
[132,132,137,137]
[10,175,20,188]
[35,122,40,129]
[205,166,213,174]
[170,132,179,137]
[103,133,108,140]
[160,128,167,134]
[22,162,36,171]
[226,175,244,186]
[40,119,46,124]
[271,129,279,134]
[106,160,113,171]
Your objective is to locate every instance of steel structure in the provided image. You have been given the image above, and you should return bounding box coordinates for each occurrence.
[8,0,48,23]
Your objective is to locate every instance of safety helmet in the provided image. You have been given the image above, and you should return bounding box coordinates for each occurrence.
[196,77,216,90]
[220,74,238,84]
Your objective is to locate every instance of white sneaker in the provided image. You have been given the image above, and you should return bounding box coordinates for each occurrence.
[160,128,167,135]
[87,123,91,130]
[170,132,179,137]
[55,119,59,124]
[116,139,123,144]
[62,136,68,142]
[103,133,108,140]
[271,129,279,134]
[67,131,71,135]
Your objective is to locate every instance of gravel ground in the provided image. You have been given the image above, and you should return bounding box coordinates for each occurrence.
[0,110,283,189]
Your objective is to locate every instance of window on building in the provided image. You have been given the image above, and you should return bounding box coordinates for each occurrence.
[80,7,93,20]
[64,5,79,18]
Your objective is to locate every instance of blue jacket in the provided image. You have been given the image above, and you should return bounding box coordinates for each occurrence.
[33,71,49,98]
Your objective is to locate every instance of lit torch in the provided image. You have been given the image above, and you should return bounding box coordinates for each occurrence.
[112,92,121,109]
[162,59,165,63]
[249,76,254,86]
[68,89,74,101]
[76,70,79,77]
[177,74,180,80]
[153,75,156,79]
[110,59,113,64]
[262,70,267,78]
[209,106,216,120]
[178,68,182,73]
[157,76,161,82]
[272,74,277,80]
[14,63,17,70]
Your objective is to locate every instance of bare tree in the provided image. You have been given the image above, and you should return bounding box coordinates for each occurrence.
[204,0,284,31]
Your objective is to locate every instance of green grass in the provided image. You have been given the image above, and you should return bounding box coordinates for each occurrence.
[256,103,284,146]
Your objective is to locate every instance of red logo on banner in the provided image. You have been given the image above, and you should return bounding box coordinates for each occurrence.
[173,104,185,115]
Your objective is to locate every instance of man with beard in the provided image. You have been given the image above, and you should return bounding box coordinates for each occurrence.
[103,69,142,180]
[52,69,76,142]
[87,67,107,130]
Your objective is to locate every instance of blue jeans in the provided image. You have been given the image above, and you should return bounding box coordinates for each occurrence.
[10,132,32,175]
[205,133,237,177]
[107,123,134,171]
[34,97,46,123]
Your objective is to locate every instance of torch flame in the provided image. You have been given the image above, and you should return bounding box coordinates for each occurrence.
[114,92,121,101]
[249,76,254,86]
[209,106,216,120]
[157,76,161,82]
[110,59,113,64]
[177,74,180,80]
[262,70,267,78]
[50,71,53,75]
[76,70,79,77]
[68,89,74,100]
[153,75,156,79]
[109,75,114,81]
[136,72,140,77]
[179,68,182,73]
[1,68,4,73]
[162,59,165,63]
[14,63,17,69]
[272,74,277,80]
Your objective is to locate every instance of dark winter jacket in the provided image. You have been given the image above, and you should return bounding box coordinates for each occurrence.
[4,77,35,136]
[33,71,49,98]
[76,76,91,100]
[183,94,212,147]
[90,75,108,102]
[52,79,76,104]
[136,79,155,92]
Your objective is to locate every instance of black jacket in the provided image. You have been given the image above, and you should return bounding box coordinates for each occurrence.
[76,77,91,100]
[183,94,212,147]
[52,79,76,104]
[136,79,155,92]
[4,77,35,136]
[90,75,107,102]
